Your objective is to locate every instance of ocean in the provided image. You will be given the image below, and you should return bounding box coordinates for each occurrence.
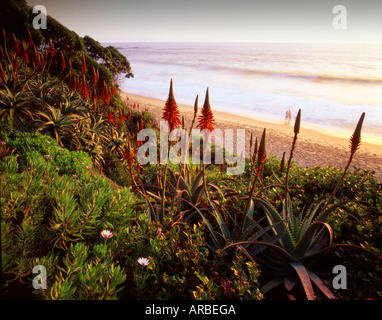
[112,42,382,144]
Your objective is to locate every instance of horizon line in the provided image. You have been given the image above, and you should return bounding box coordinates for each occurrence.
[100,40,382,45]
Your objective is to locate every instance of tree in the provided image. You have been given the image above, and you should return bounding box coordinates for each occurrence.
[1,1,133,95]
[83,36,134,82]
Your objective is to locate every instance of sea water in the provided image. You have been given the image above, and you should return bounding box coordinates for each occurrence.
[112,42,382,143]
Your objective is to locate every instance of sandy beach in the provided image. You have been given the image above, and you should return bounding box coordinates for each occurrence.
[121,92,382,181]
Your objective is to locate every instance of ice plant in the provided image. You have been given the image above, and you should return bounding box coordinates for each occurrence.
[197,88,215,134]
[137,257,150,266]
[162,79,181,132]
[101,230,113,239]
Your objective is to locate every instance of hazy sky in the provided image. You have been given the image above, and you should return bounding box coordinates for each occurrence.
[26,0,382,43]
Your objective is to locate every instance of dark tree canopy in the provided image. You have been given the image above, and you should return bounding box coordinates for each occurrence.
[1,0,133,85]
[83,36,134,80]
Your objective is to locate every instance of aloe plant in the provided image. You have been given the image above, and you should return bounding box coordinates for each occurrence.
[232,111,369,300]
[31,104,80,147]
[0,85,34,128]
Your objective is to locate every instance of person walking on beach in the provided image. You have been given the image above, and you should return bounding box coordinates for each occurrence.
[285,109,291,125]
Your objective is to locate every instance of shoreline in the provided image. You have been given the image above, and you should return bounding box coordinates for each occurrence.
[120,91,382,181]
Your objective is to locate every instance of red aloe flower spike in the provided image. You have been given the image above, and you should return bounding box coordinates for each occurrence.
[0,63,5,81]
[82,75,89,98]
[107,109,113,124]
[91,66,98,83]
[111,81,116,97]
[103,82,111,105]
[93,90,98,102]
[60,52,66,70]
[12,53,18,72]
[21,41,29,63]
[27,29,34,48]
[12,33,20,55]
[197,87,215,134]
[162,78,181,132]
[124,140,134,166]
[114,113,119,127]
[2,28,7,46]
[73,76,78,91]
[0,46,4,61]
[48,39,55,57]
[82,53,87,73]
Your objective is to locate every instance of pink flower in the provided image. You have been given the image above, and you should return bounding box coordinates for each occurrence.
[101,230,113,239]
[137,257,150,266]
[45,155,52,160]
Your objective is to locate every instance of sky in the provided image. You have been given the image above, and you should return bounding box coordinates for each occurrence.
[26,0,382,43]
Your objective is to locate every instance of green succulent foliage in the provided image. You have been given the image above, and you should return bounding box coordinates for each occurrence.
[4,130,93,176]
[118,215,263,300]
[0,86,34,128]
[34,242,126,300]
[0,131,135,298]
[108,131,128,158]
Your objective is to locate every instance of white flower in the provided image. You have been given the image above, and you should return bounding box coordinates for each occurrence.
[137,257,150,266]
[55,167,60,172]
[101,230,113,239]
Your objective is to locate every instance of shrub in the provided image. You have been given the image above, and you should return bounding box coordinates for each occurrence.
[5,130,93,176]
